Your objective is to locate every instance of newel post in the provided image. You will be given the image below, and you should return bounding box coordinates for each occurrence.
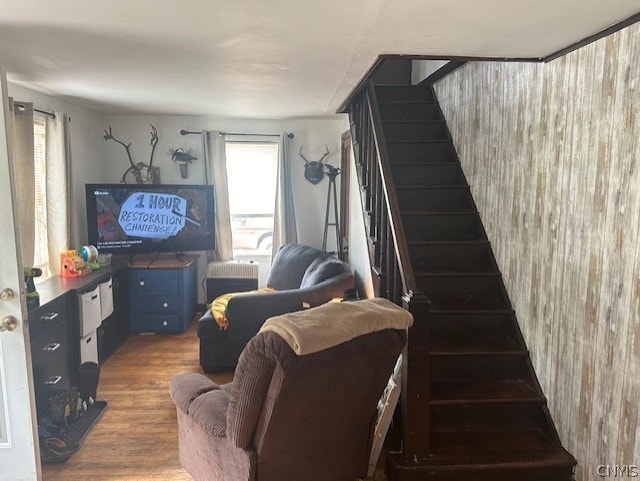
[401,290,431,460]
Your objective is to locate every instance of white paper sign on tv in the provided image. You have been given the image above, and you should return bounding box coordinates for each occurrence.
[118,192,188,240]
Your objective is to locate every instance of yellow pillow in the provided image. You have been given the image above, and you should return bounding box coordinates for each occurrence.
[210,288,274,330]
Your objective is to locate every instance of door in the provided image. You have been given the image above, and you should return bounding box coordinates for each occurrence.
[0,66,41,480]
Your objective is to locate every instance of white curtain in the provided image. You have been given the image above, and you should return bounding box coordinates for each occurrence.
[45,113,73,276]
[202,130,233,261]
[9,99,35,268]
[272,132,298,258]
[8,101,72,276]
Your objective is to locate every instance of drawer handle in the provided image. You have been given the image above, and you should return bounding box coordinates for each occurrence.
[43,342,61,351]
[139,280,145,287]
[45,375,62,385]
[91,294,98,300]
[162,320,168,327]
[41,312,59,322]
[163,302,169,308]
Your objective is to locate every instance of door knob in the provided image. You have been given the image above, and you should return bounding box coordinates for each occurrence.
[1,288,15,300]
[0,316,18,332]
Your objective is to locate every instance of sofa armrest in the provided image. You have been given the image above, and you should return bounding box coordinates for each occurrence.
[295,271,354,307]
[170,372,221,414]
[224,291,305,329]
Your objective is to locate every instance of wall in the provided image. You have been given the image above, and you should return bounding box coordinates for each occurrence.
[7,84,106,247]
[102,115,345,299]
[435,24,639,481]
[411,59,449,84]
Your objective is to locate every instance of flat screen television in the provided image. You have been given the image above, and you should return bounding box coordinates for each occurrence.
[85,184,215,255]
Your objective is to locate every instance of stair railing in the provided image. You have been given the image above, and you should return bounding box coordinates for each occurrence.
[349,81,431,458]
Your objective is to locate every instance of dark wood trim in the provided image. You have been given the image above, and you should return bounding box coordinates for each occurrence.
[417,60,467,86]
[544,12,640,62]
[339,130,352,262]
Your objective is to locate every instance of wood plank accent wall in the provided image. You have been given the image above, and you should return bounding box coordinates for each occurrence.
[434,23,640,481]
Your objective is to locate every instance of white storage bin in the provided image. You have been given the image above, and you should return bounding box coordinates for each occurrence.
[80,286,102,337]
[99,277,114,321]
[80,329,99,364]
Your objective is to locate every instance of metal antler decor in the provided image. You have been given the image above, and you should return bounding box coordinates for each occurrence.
[300,144,330,184]
[103,124,161,184]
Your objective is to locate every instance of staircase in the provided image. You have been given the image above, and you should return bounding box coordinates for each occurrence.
[347,83,576,480]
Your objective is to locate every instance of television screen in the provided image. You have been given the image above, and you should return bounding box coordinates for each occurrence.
[85,184,215,255]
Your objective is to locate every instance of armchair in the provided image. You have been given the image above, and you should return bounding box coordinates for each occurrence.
[171,298,411,481]
[197,243,353,372]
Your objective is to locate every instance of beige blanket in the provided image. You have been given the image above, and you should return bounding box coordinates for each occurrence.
[259,297,414,355]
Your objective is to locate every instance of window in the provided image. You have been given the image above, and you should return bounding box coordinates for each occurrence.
[225,140,279,257]
[33,114,49,276]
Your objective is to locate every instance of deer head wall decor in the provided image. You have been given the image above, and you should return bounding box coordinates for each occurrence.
[300,144,330,185]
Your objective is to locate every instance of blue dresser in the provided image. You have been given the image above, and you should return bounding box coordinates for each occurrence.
[128,256,197,333]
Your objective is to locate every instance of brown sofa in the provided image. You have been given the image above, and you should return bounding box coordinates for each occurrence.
[171,298,410,481]
[197,243,353,372]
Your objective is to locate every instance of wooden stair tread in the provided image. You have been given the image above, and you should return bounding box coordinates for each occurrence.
[428,298,510,311]
[377,100,437,104]
[396,184,468,189]
[408,240,491,246]
[431,379,540,403]
[414,267,496,274]
[425,429,575,467]
[386,139,451,143]
[382,119,444,124]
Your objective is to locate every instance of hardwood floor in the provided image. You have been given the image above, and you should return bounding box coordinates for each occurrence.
[42,314,232,481]
[42,314,389,481]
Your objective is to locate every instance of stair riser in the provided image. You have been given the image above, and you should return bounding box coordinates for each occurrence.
[387,142,457,163]
[402,214,486,242]
[416,275,510,311]
[391,164,465,186]
[397,188,474,213]
[383,122,449,141]
[430,355,530,380]
[386,463,575,481]
[409,243,495,273]
[376,86,435,102]
[379,102,441,121]
[429,313,521,348]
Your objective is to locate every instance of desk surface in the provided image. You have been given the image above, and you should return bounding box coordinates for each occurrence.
[36,259,128,306]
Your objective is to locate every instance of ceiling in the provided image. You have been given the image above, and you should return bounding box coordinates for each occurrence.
[0,0,637,119]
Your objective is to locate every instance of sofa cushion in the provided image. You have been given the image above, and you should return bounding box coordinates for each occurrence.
[267,244,331,290]
[300,256,349,288]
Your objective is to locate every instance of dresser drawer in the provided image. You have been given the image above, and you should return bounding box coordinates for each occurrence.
[130,314,181,333]
[29,293,69,340]
[30,320,71,419]
[130,295,179,314]
[130,269,179,296]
